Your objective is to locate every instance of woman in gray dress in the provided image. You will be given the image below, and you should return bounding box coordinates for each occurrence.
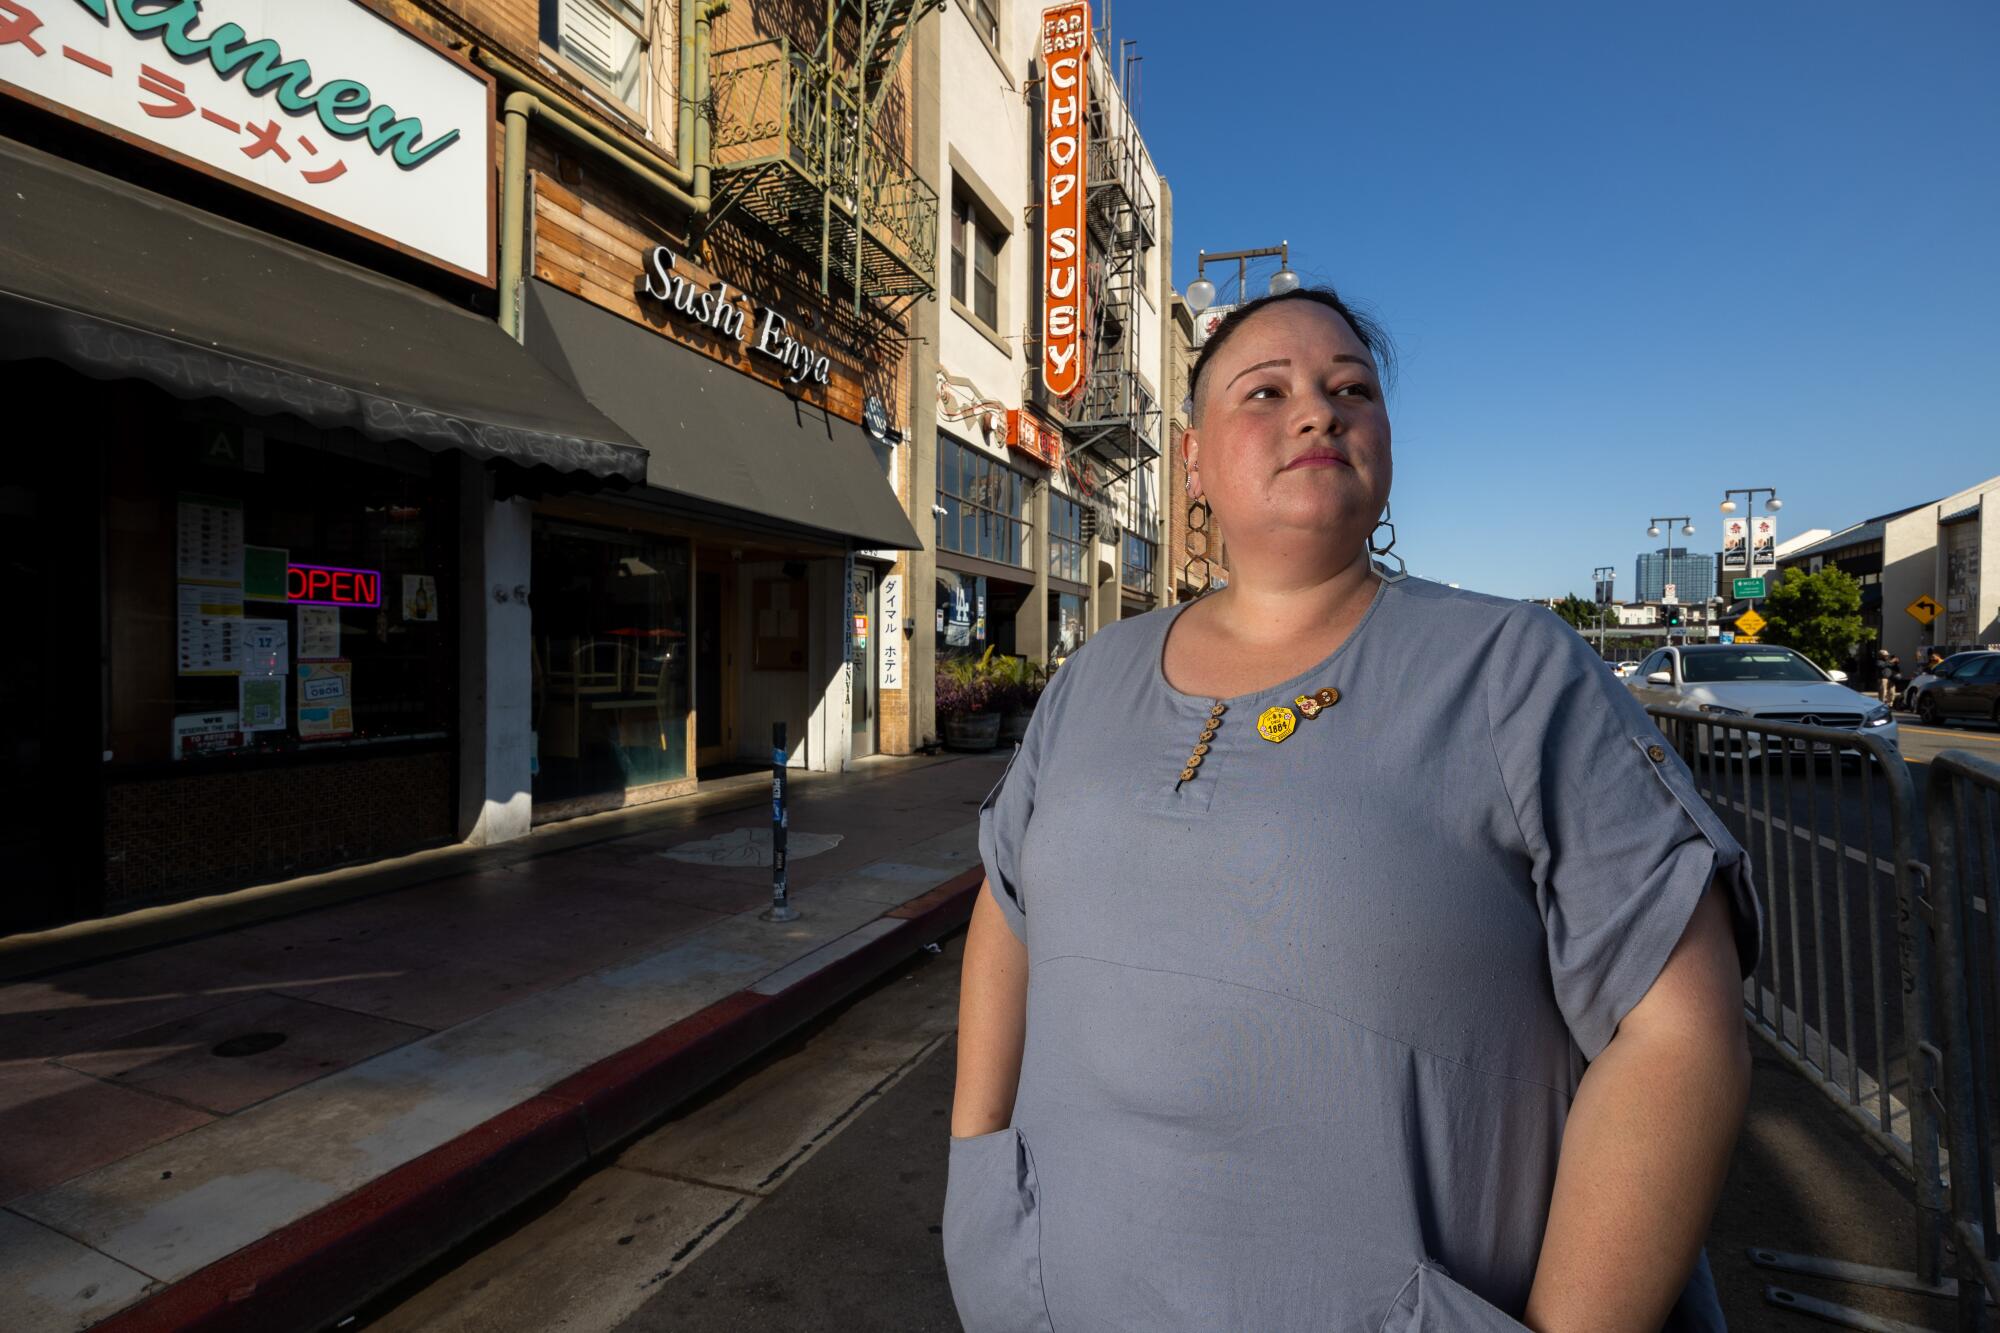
[943,287,1763,1332]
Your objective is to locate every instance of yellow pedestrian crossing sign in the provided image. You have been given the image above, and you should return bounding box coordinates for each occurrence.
[1735,609,1767,637]
[1907,595,1942,626]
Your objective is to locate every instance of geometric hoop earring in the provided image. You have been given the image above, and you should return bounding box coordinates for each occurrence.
[1181,494,1215,597]
[1369,502,1409,583]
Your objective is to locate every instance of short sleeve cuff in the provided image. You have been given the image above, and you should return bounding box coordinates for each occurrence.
[1555,737,1763,1061]
[977,748,1030,945]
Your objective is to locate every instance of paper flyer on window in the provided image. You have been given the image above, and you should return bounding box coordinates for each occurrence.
[177,583,245,676]
[297,660,354,740]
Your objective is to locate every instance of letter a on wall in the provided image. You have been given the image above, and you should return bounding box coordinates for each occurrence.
[1040,1,1090,398]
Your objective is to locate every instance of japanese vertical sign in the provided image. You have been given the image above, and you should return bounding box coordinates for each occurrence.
[0,0,494,282]
[1039,2,1089,398]
[878,575,903,690]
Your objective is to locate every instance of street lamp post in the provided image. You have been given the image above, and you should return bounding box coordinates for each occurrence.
[1718,488,1783,640]
[1592,565,1616,660]
[1645,515,1697,646]
[1185,242,1301,324]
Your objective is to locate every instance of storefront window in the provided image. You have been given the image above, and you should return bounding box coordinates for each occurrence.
[936,436,1030,567]
[936,569,987,656]
[104,424,458,765]
[531,520,691,806]
[1051,493,1086,584]
[1051,592,1086,662]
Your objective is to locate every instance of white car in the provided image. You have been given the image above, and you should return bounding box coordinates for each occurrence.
[1614,660,1642,678]
[1623,643,1898,760]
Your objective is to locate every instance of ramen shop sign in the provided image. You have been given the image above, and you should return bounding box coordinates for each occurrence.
[1039,2,1088,398]
[288,562,382,607]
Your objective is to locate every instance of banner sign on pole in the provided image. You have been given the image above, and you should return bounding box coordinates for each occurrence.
[1751,516,1777,572]
[1038,2,1089,397]
[1721,517,1748,572]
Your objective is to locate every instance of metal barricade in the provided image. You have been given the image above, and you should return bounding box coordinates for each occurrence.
[1647,705,1949,1326]
[1926,750,2000,1329]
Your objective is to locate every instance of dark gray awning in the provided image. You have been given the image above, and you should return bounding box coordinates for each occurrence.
[0,136,646,483]
[524,280,922,551]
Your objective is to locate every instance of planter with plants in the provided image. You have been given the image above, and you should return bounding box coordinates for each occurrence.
[992,654,1049,745]
[937,648,1002,751]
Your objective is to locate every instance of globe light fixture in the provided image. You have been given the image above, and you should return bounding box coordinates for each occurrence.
[1766,497,1783,512]
[1269,268,1301,296]
[1682,523,1696,537]
[1186,277,1215,314]
[1719,499,1738,514]
[1647,524,1662,538]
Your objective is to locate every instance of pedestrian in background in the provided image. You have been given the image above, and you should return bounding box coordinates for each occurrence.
[1880,652,1902,707]
[946,287,1763,1332]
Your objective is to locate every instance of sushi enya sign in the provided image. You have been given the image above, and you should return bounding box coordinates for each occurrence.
[0,0,494,282]
[1038,2,1088,398]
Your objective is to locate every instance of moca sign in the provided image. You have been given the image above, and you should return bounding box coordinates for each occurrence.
[0,0,494,282]
[639,245,831,387]
[1038,1,1088,398]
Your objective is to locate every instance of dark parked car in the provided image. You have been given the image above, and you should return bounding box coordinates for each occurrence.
[1915,651,2000,727]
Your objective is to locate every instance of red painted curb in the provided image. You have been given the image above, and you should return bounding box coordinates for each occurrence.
[87,872,982,1333]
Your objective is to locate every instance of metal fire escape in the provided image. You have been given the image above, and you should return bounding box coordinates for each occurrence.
[705,0,944,314]
[1061,34,1158,471]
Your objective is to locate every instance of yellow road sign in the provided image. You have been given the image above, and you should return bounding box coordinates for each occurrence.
[1735,609,1767,637]
[1908,594,1942,625]
[1735,634,1761,644]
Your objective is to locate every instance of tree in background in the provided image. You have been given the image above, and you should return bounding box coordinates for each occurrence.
[1762,564,1872,669]
[1549,593,1610,635]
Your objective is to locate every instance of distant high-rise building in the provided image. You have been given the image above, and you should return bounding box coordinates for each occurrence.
[1636,548,1716,602]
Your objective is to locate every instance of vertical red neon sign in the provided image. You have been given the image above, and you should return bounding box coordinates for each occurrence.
[1040,2,1089,399]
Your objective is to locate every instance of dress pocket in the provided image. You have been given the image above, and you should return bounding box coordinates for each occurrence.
[1379,1261,1530,1333]
[942,1127,1054,1333]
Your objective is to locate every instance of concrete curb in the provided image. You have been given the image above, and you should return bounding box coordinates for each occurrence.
[87,867,984,1333]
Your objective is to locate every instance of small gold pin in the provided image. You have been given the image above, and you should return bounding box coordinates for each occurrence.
[1294,693,1322,719]
[1317,687,1340,707]
[1256,706,1297,743]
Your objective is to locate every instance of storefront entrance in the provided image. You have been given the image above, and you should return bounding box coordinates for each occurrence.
[530,519,692,818]
[695,565,739,769]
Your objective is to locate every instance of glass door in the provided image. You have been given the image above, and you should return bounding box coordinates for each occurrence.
[848,565,877,758]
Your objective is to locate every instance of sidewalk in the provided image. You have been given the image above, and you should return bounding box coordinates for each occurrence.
[0,751,1009,1333]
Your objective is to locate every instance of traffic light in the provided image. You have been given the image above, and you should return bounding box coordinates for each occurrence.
[1666,608,1683,628]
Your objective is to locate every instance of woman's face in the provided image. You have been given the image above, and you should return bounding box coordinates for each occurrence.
[1187,301,1392,551]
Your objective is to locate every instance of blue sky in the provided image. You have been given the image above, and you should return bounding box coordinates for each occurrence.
[1115,1,1998,600]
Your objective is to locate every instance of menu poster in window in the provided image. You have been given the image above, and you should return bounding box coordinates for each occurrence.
[243,546,289,602]
[297,661,354,740]
[299,607,341,660]
[172,710,242,760]
[402,574,438,622]
[239,675,286,732]
[177,584,245,675]
[176,494,244,586]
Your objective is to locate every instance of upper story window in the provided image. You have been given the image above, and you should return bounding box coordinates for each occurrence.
[950,187,1004,331]
[544,0,649,116]
[959,0,1001,49]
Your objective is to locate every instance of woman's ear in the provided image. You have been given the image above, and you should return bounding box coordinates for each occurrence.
[1181,427,1201,500]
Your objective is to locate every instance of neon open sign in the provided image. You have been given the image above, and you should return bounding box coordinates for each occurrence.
[287,563,383,608]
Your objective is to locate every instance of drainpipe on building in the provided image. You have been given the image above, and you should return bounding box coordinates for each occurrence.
[477,0,731,340]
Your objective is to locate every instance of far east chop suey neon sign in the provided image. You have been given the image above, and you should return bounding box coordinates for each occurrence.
[288,562,382,607]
